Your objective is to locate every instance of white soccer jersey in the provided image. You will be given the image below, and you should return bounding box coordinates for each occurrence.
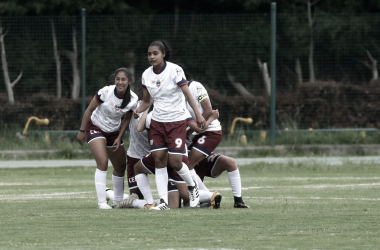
[91,85,138,133]
[127,106,150,159]
[186,80,222,132]
[145,112,153,130]
[141,61,188,122]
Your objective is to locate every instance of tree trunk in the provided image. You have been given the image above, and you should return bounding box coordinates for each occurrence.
[173,2,179,42]
[226,73,254,97]
[364,50,378,80]
[0,27,22,105]
[51,20,62,99]
[307,1,316,82]
[257,58,271,96]
[295,58,303,89]
[61,27,80,99]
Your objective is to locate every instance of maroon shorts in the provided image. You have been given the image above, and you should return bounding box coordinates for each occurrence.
[85,120,123,147]
[141,153,188,183]
[194,153,222,181]
[188,130,222,156]
[150,119,187,155]
[126,155,140,190]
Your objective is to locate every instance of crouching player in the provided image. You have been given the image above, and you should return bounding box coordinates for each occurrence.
[194,152,250,208]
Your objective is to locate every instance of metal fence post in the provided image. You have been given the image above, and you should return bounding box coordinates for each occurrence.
[270,2,277,147]
[81,8,86,119]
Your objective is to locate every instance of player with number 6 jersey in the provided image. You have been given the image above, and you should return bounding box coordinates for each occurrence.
[178,64,223,188]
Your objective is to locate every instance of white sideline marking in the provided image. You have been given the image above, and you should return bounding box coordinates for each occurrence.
[245,196,380,201]
[250,177,380,181]
[213,183,380,191]
[0,191,93,200]
[1,156,380,168]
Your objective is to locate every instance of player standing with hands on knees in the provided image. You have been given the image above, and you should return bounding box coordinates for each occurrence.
[77,68,138,209]
[133,41,206,210]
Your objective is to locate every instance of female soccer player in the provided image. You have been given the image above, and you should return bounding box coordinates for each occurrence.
[133,41,206,210]
[193,152,250,208]
[125,101,152,199]
[176,64,223,191]
[77,68,138,209]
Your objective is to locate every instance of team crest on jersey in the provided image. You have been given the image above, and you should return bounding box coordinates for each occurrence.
[176,68,183,75]
[152,78,165,88]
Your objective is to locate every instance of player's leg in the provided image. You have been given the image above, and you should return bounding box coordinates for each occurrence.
[188,148,207,185]
[150,149,170,209]
[126,155,144,199]
[150,119,170,209]
[107,145,127,207]
[211,155,249,208]
[167,120,199,207]
[168,182,181,209]
[105,188,129,201]
[88,137,111,209]
[134,157,158,208]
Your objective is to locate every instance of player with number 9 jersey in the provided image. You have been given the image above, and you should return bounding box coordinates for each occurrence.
[133,41,205,209]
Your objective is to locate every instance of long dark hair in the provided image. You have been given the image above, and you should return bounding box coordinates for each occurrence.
[108,68,132,109]
[149,41,171,61]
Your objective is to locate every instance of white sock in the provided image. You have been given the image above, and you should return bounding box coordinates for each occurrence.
[176,163,195,187]
[190,169,209,192]
[199,190,213,202]
[228,169,242,197]
[132,199,148,208]
[112,175,124,204]
[135,173,154,204]
[105,189,129,201]
[155,167,169,204]
[95,169,107,204]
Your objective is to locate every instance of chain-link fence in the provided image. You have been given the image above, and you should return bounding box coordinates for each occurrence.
[1,13,380,133]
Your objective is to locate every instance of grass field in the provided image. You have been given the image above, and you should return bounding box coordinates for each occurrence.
[1,160,379,249]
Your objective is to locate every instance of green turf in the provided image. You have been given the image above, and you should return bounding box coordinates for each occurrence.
[1,161,379,249]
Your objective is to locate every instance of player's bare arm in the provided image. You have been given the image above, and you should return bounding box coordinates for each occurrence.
[181,84,206,128]
[134,89,151,117]
[136,108,150,132]
[76,97,100,145]
[200,97,214,121]
[113,111,132,151]
[187,109,219,134]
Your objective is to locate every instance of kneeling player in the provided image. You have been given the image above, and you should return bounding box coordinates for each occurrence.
[195,153,249,208]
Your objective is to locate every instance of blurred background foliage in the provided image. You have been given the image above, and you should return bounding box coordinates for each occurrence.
[0,0,380,132]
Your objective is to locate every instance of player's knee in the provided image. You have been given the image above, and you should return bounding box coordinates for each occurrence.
[96,159,108,170]
[224,156,238,172]
[134,163,143,174]
[168,158,182,170]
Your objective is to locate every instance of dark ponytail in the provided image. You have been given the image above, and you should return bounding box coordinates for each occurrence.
[111,67,133,109]
[149,40,171,61]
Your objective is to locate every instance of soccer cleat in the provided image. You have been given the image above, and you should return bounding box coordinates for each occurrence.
[188,182,200,207]
[141,202,157,210]
[149,198,170,210]
[210,191,222,209]
[97,202,112,209]
[234,202,250,208]
[114,193,139,209]
[199,200,211,208]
